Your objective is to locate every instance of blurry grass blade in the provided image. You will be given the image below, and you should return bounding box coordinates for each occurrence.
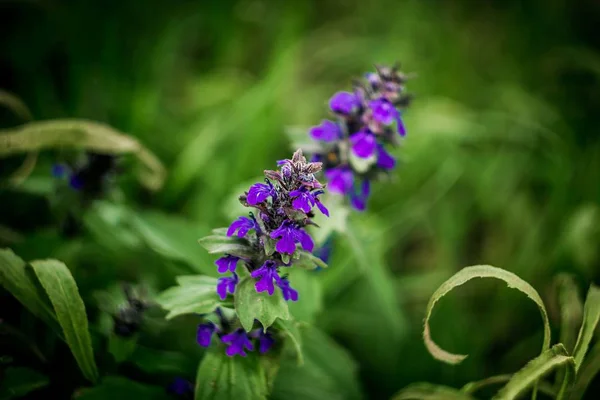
[30,259,99,383]
[423,265,550,364]
[0,249,58,330]
[0,90,33,121]
[493,344,574,400]
[461,375,555,397]
[555,274,583,353]
[572,285,600,371]
[0,367,49,400]
[274,319,303,366]
[0,119,165,190]
[194,349,267,400]
[74,376,169,400]
[155,276,220,320]
[9,152,38,186]
[392,383,475,400]
[234,276,290,332]
[570,341,600,400]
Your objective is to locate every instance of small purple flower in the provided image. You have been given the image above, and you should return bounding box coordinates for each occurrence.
[289,187,314,213]
[247,182,275,205]
[350,131,377,158]
[329,91,360,115]
[350,180,371,211]
[221,329,254,357]
[376,144,396,170]
[324,167,354,195]
[257,331,275,353]
[52,163,67,178]
[270,221,314,254]
[277,278,299,302]
[369,98,399,125]
[216,273,239,300]
[69,174,84,190]
[197,322,217,347]
[215,255,240,274]
[250,260,282,295]
[226,216,255,238]
[309,120,341,142]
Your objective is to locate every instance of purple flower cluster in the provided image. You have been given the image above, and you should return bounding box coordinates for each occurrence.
[308,64,412,210]
[213,150,327,301]
[196,310,276,357]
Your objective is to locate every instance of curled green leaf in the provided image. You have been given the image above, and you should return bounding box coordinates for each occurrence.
[423,265,550,365]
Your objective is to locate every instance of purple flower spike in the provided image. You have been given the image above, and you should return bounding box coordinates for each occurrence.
[197,322,217,347]
[247,182,274,205]
[277,278,299,302]
[215,255,240,274]
[324,167,354,195]
[216,273,239,300]
[221,329,254,357]
[270,221,314,254]
[369,98,399,125]
[329,91,360,115]
[309,120,341,142]
[376,145,396,170]
[350,180,371,211]
[350,131,377,158]
[226,216,255,238]
[250,260,282,295]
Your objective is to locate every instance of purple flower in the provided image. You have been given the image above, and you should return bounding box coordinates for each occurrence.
[329,91,360,115]
[324,167,354,195]
[221,329,254,357]
[215,255,240,274]
[197,322,217,347]
[350,180,371,211]
[397,113,406,136]
[257,331,275,353]
[216,273,239,300]
[277,278,299,302]
[52,163,67,178]
[226,216,255,238]
[289,187,329,216]
[350,131,377,158]
[376,145,396,170]
[69,174,84,190]
[270,221,314,254]
[250,260,282,295]
[309,120,341,142]
[369,98,399,125]
[314,235,334,265]
[247,182,275,205]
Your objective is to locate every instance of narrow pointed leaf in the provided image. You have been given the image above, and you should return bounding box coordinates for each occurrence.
[572,284,600,371]
[555,274,583,354]
[570,341,600,400]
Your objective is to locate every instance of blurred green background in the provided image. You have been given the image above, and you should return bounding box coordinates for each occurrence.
[1,0,600,398]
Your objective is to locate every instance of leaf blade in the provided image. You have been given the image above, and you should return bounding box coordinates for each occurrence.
[234,277,290,332]
[572,284,600,371]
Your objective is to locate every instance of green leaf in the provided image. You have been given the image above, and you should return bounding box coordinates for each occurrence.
[555,274,583,354]
[74,376,170,400]
[198,235,254,258]
[271,325,363,400]
[130,345,196,376]
[234,277,290,331]
[0,119,165,190]
[423,265,550,365]
[285,267,323,323]
[493,344,575,400]
[155,275,220,320]
[263,237,277,256]
[392,383,476,400]
[572,284,600,371]
[30,259,99,383]
[108,334,138,363]
[0,367,49,400]
[0,249,58,330]
[274,319,303,365]
[570,341,600,400]
[293,250,328,270]
[194,348,268,400]
[461,375,556,397]
[281,253,291,264]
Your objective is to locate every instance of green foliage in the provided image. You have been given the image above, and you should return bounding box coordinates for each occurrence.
[74,377,170,400]
[572,285,600,371]
[234,277,290,332]
[155,275,221,319]
[0,367,49,400]
[392,383,475,400]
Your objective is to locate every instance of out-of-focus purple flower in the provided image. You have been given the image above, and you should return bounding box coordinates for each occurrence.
[324,167,354,195]
[257,331,275,353]
[221,329,254,357]
[350,131,377,158]
[376,144,396,170]
[216,273,239,300]
[309,120,341,142]
[226,216,256,238]
[277,278,299,302]
[69,175,84,190]
[197,322,217,347]
[52,164,67,178]
[215,255,240,274]
[247,182,275,205]
[350,180,371,211]
[369,98,399,125]
[396,113,406,136]
[270,221,314,254]
[329,91,360,115]
[250,260,282,295]
[313,235,334,265]
[167,377,193,396]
